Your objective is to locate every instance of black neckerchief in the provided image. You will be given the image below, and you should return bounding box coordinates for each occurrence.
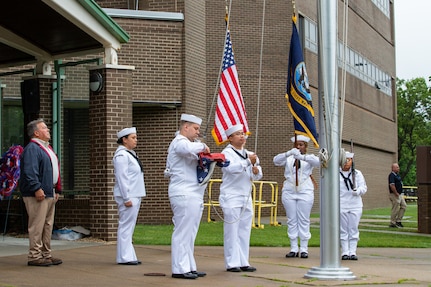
[293,159,301,169]
[340,171,353,190]
[231,147,248,160]
[126,150,144,172]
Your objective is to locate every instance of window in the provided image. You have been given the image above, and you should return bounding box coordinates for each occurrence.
[1,102,24,153]
[301,15,393,96]
[372,0,390,18]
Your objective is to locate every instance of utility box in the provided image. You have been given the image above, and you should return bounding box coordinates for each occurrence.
[416,146,431,234]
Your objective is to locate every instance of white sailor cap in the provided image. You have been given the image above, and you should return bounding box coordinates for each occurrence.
[226,124,244,137]
[345,152,354,158]
[180,113,202,125]
[291,135,310,143]
[117,127,137,139]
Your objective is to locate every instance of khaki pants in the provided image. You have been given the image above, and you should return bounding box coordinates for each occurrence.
[23,197,56,261]
[389,193,406,225]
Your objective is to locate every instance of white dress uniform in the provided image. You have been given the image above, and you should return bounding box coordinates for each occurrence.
[273,151,319,254]
[219,144,263,269]
[113,145,146,264]
[339,167,367,257]
[166,134,208,274]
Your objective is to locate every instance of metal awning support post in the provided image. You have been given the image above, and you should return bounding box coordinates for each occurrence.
[52,58,102,159]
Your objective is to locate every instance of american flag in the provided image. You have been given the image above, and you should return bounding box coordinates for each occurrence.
[212,30,249,145]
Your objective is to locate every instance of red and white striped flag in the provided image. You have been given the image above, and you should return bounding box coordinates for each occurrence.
[212,29,249,145]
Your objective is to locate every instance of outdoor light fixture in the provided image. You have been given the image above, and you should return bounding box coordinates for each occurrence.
[374,81,381,90]
[89,71,103,93]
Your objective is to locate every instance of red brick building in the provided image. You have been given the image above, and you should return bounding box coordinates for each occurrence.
[0,0,397,240]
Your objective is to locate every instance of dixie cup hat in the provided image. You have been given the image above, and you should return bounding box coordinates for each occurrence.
[291,135,310,143]
[225,124,244,137]
[117,127,137,139]
[180,113,202,125]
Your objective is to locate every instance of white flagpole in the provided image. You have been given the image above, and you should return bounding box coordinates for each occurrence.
[304,0,355,279]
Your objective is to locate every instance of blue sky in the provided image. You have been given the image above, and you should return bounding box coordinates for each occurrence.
[394,0,431,81]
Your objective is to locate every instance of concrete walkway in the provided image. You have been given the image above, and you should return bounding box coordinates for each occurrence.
[1,235,431,287]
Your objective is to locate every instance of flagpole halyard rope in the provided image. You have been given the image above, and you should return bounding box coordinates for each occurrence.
[254,0,266,153]
[339,0,349,147]
[208,194,250,224]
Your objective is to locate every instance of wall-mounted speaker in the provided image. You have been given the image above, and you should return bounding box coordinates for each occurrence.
[21,79,40,114]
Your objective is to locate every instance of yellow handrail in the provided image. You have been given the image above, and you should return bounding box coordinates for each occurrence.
[252,180,280,228]
[205,179,280,228]
[204,179,222,222]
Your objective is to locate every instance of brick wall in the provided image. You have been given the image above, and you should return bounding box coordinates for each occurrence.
[88,67,134,240]
[0,0,398,234]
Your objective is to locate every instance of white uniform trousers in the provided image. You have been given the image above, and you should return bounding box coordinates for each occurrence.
[220,194,253,269]
[282,192,313,253]
[115,197,141,263]
[170,194,204,274]
[340,209,362,256]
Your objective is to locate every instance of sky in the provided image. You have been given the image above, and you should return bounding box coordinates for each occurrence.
[394,0,431,81]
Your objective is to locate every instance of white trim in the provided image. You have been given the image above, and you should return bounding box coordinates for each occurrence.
[104,8,184,21]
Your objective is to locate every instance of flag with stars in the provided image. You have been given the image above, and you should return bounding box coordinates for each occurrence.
[212,29,250,145]
[197,153,230,185]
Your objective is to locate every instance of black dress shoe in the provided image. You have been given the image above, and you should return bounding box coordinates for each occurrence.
[300,252,308,258]
[226,267,241,272]
[172,272,198,279]
[285,252,298,258]
[137,260,142,264]
[341,255,350,260]
[118,261,139,265]
[191,271,206,277]
[350,255,358,260]
[240,266,256,272]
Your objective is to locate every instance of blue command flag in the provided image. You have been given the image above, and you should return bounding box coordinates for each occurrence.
[286,16,319,148]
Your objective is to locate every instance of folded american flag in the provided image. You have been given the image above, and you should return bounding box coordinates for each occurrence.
[197,152,230,185]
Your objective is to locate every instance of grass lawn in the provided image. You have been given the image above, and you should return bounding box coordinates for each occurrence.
[133,202,431,248]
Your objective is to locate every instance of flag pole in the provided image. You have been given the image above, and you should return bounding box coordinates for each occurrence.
[292,0,298,187]
[304,0,355,279]
[211,1,250,146]
[295,134,298,186]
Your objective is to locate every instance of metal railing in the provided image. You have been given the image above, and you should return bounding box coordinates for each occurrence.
[204,179,280,228]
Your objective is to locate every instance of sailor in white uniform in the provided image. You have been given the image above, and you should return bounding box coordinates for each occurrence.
[166,114,210,279]
[339,151,367,260]
[219,124,262,272]
[113,127,146,265]
[273,135,319,259]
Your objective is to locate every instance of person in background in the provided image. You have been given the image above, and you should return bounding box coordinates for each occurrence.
[165,114,210,279]
[219,124,262,273]
[19,119,63,267]
[339,152,367,260]
[273,135,319,259]
[113,127,146,265]
[388,163,406,228]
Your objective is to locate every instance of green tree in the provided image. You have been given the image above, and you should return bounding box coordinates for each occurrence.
[396,77,431,185]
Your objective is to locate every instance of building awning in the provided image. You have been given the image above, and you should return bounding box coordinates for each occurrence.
[0,0,129,68]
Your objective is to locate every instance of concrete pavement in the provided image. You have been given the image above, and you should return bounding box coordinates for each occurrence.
[1,235,431,287]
